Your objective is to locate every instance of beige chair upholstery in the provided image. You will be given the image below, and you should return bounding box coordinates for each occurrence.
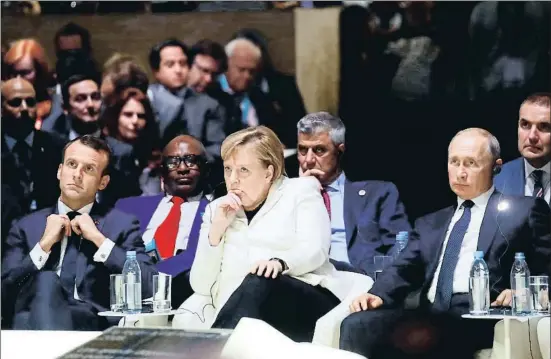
[221,317,367,359]
[537,317,550,359]
[474,317,546,359]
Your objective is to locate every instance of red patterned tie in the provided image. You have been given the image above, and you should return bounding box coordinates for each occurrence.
[321,187,331,219]
[154,196,185,259]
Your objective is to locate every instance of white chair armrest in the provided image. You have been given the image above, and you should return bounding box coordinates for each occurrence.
[537,317,550,359]
[312,271,374,348]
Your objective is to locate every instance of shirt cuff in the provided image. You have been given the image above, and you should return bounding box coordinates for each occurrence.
[93,238,115,262]
[30,243,50,270]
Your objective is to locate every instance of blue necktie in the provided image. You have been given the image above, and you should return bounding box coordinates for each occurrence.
[432,200,474,311]
[60,211,81,296]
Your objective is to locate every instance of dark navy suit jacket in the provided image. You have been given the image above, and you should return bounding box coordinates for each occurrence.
[1,202,157,315]
[343,179,412,274]
[494,157,526,197]
[369,191,551,308]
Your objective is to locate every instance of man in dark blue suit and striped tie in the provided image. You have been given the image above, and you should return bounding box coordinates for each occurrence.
[339,128,551,359]
[494,93,550,206]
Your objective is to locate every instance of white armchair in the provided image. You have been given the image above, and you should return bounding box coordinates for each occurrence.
[312,271,374,348]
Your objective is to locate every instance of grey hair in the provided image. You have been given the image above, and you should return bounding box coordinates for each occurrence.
[297,112,346,146]
[225,38,262,61]
[450,128,501,163]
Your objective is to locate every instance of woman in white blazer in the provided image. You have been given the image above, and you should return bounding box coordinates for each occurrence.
[183,125,356,342]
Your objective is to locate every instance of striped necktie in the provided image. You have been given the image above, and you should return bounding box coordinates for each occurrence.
[531,170,545,198]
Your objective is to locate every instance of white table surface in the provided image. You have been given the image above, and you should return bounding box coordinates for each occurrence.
[1,330,102,359]
[462,313,550,321]
[98,308,189,317]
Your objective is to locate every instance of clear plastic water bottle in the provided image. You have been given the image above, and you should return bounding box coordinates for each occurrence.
[469,251,490,315]
[511,252,531,315]
[123,251,142,313]
[394,231,409,259]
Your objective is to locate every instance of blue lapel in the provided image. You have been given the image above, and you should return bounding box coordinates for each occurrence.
[343,179,365,247]
[476,191,500,256]
[503,158,525,197]
[118,195,164,234]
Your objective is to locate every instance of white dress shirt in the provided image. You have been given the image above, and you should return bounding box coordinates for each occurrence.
[142,193,204,255]
[29,200,116,300]
[524,159,550,204]
[427,186,495,302]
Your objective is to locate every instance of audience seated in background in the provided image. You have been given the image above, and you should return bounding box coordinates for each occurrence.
[209,38,280,143]
[339,128,551,359]
[233,28,307,147]
[297,112,411,275]
[3,38,55,129]
[116,134,211,309]
[187,39,227,95]
[176,126,354,342]
[147,38,227,162]
[100,87,161,197]
[100,52,149,106]
[494,93,550,205]
[1,78,63,216]
[2,135,158,330]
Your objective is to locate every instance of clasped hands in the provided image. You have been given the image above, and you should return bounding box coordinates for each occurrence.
[39,213,106,252]
[349,289,514,313]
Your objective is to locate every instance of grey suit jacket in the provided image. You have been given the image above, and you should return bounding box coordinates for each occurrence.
[147,83,227,160]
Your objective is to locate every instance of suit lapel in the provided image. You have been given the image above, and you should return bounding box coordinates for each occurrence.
[425,206,456,280]
[476,192,500,256]
[248,178,285,227]
[343,179,361,247]
[508,158,526,197]
[44,204,62,270]
[76,202,107,289]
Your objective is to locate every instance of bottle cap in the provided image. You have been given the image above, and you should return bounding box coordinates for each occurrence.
[474,251,484,259]
[514,252,525,260]
[126,251,137,257]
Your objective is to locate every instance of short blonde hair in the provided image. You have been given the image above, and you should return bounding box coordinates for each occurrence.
[221,126,286,180]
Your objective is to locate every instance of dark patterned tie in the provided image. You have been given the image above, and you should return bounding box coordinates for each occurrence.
[432,200,474,311]
[532,170,545,198]
[60,211,81,296]
[321,187,331,219]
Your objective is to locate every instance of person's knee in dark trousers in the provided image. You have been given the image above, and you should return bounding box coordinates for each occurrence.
[212,273,272,329]
[19,271,72,330]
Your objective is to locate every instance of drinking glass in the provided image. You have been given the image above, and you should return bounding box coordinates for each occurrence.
[110,274,125,312]
[529,276,549,314]
[153,273,172,313]
[373,256,393,281]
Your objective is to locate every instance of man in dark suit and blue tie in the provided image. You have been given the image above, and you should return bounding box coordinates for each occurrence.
[2,135,157,330]
[339,128,551,359]
[115,135,211,308]
[296,112,412,275]
[494,93,550,205]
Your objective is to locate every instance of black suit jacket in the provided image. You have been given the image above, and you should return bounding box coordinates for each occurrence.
[1,202,158,318]
[369,191,551,308]
[1,130,64,213]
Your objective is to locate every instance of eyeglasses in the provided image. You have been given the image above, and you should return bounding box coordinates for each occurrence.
[164,155,204,171]
[72,92,101,103]
[6,97,37,107]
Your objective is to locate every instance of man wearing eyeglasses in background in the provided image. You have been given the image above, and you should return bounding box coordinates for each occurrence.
[1,78,64,217]
[115,135,211,308]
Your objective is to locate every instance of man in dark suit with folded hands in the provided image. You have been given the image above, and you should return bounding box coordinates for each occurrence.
[339,128,551,359]
[2,135,157,330]
[115,135,211,308]
[297,112,412,275]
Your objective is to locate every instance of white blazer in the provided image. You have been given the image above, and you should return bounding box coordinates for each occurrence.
[175,176,355,328]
